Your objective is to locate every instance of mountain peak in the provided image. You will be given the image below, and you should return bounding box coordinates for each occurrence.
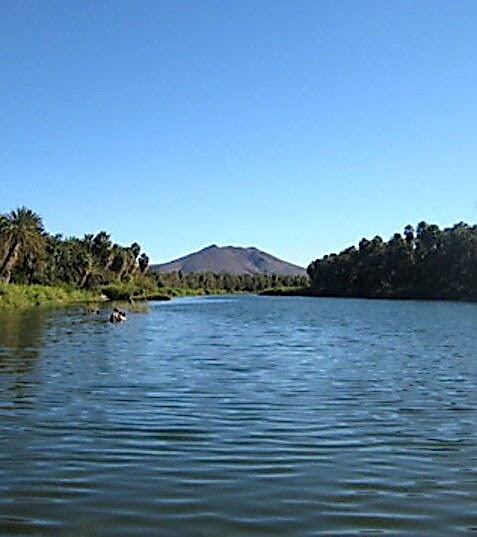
[151,245,306,276]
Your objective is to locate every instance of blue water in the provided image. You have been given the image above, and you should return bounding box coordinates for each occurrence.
[0,295,476,536]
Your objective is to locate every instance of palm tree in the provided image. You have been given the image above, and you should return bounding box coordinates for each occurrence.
[109,245,131,281]
[138,253,149,273]
[0,207,45,283]
[91,231,112,266]
[122,243,141,280]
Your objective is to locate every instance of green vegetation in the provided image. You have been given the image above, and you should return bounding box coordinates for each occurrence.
[0,206,160,307]
[100,274,165,301]
[307,221,477,301]
[0,206,152,288]
[3,207,474,305]
[0,283,100,308]
[155,271,309,294]
[260,286,310,296]
[0,206,309,308]
[156,286,213,297]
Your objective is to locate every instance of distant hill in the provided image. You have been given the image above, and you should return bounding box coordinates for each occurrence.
[150,245,307,276]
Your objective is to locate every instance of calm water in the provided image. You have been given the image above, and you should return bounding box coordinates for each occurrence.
[0,295,476,536]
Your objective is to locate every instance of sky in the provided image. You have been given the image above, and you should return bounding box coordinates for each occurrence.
[1,0,476,267]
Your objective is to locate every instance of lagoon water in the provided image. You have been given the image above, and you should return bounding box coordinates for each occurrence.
[0,295,476,536]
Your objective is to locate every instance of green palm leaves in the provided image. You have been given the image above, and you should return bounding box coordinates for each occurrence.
[0,207,148,288]
[0,207,45,283]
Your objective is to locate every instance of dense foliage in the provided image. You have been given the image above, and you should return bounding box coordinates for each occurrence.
[0,207,153,294]
[154,271,309,293]
[307,222,477,300]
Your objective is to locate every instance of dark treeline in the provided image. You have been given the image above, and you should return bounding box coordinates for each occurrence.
[307,221,477,301]
[0,207,153,292]
[155,271,309,293]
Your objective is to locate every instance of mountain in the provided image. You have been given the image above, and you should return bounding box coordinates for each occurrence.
[150,245,307,276]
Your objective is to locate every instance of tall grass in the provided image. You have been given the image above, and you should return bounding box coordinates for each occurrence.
[156,287,231,297]
[0,284,100,308]
[101,284,229,300]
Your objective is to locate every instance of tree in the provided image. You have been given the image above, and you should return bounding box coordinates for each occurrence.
[0,207,45,283]
[307,220,477,300]
[138,253,149,273]
[91,231,112,267]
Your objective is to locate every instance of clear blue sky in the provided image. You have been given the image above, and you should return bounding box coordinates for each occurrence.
[1,0,476,267]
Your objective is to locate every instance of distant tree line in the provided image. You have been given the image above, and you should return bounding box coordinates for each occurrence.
[154,271,309,293]
[0,207,151,289]
[307,222,477,300]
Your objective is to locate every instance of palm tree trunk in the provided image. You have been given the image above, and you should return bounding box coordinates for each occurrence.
[80,269,92,288]
[105,251,114,271]
[0,239,19,283]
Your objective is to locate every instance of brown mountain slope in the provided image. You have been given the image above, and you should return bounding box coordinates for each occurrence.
[150,245,307,275]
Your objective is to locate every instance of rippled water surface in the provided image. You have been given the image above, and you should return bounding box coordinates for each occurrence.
[0,296,476,536]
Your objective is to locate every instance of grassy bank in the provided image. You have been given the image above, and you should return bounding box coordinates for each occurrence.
[0,283,101,308]
[0,282,310,309]
[158,287,231,297]
[101,283,235,301]
[101,283,169,302]
[0,282,238,309]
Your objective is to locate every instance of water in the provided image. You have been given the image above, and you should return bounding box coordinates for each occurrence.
[0,295,476,536]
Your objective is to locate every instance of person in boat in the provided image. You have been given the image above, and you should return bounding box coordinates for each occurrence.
[110,308,127,323]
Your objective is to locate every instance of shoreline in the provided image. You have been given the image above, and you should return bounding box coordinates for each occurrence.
[4,283,476,309]
[0,283,174,310]
[260,287,477,303]
[0,283,287,309]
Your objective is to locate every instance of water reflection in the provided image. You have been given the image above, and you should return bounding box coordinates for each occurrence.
[0,308,45,351]
[0,309,46,407]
